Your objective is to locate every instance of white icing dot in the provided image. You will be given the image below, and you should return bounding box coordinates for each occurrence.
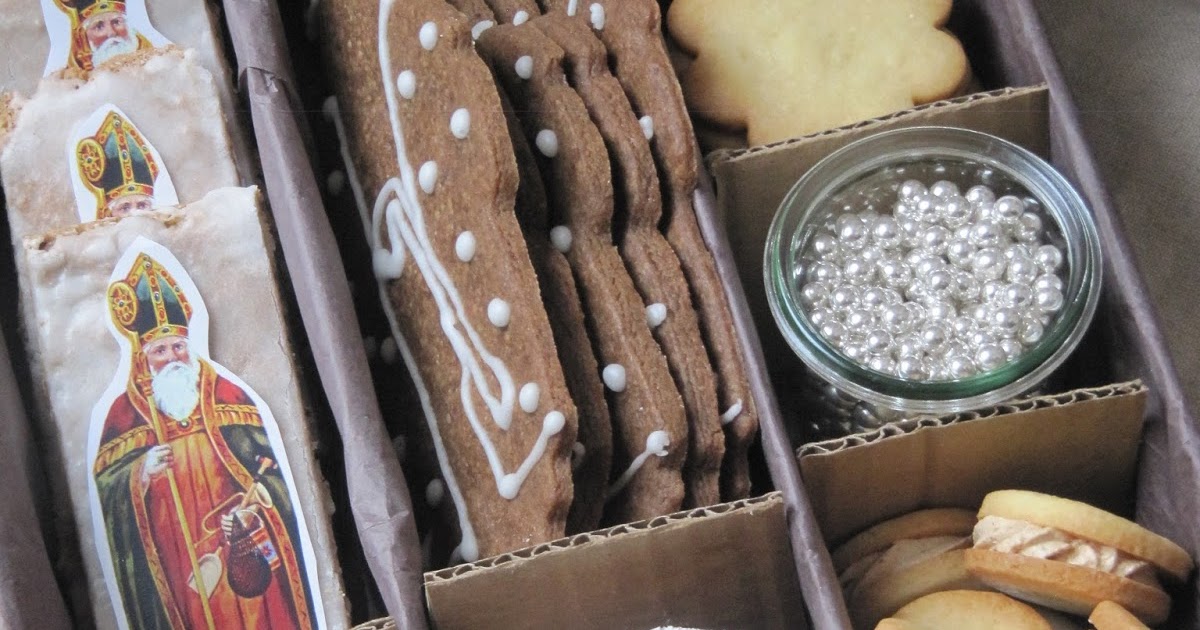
[321,95,337,121]
[602,364,627,392]
[512,10,529,25]
[498,473,521,499]
[646,430,670,456]
[487,298,511,328]
[519,383,541,413]
[363,335,379,360]
[572,441,586,459]
[455,231,476,262]
[397,70,416,99]
[515,55,534,80]
[450,108,471,139]
[425,479,445,507]
[418,161,438,194]
[419,21,438,50]
[536,129,559,157]
[646,303,667,328]
[589,3,606,30]
[458,537,479,563]
[550,225,573,253]
[721,399,744,425]
[543,410,567,434]
[327,169,346,195]
[471,20,494,40]
[639,115,654,140]
[380,337,398,364]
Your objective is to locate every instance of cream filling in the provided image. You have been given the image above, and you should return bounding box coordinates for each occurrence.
[973,515,1160,587]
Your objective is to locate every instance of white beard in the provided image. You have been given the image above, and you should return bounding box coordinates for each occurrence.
[151,357,201,422]
[92,30,138,65]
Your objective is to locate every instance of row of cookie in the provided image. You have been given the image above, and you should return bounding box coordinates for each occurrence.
[837,490,1194,628]
[0,4,352,628]
[316,0,760,564]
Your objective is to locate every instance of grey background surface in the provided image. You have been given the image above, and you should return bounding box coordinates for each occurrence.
[1035,0,1200,407]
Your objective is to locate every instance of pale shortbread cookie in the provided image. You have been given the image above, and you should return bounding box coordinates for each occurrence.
[877,590,1052,630]
[846,540,984,628]
[22,187,349,629]
[833,508,976,573]
[666,0,968,145]
[1090,601,1151,630]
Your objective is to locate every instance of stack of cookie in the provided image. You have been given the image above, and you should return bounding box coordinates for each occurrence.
[0,2,351,627]
[317,0,760,563]
[836,490,1194,629]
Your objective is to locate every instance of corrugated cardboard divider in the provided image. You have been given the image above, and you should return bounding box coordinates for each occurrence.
[419,493,807,630]
[707,85,1050,385]
[798,382,1145,546]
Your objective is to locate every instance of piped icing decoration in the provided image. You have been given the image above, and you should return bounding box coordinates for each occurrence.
[380,337,399,364]
[639,115,655,140]
[471,20,494,40]
[397,70,417,99]
[720,399,744,425]
[589,3,606,30]
[515,55,534,80]
[327,169,346,196]
[371,0,570,561]
[572,441,586,470]
[419,21,438,50]
[602,364,627,392]
[487,298,512,328]
[646,303,668,328]
[512,10,530,25]
[550,225,573,253]
[535,129,559,157]
[450,108,471,139]
[567,0,579,16]
[425,479,446,508]
[455,231,476,262]
[519,383,541,413]
[608,431,670,498]
[418,161,438,194]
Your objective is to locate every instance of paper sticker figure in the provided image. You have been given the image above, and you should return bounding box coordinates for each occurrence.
[68,104,179,222]
[41,0,170,75]
[88,238,325,629]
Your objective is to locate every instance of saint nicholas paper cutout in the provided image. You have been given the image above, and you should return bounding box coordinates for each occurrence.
[40,0,170,75]
[68,104,179,222]
[88,237,326,629]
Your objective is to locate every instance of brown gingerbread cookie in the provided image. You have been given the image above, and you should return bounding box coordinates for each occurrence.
[476,23,688,523]
[542,0,759,500]
[482,0,541,25]
[533,13,724,508]
[320,0,577,561]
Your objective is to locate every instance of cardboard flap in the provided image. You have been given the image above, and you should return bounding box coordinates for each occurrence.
[424,494,807,630]
[799,382,1146,545]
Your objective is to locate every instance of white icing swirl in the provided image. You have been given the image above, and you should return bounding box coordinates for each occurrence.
[974,516,1159,586]
[608,431,670,499]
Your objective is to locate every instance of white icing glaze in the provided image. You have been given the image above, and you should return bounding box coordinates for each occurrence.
[608,431,670,498]
[512,10,530,25]
[720,399,744,425]
[646,303,668,328]
[327,169,346,196]
[519,383,541,413]
[380,337,399,364]
[419,21,438,51]
[455,231,477,262]
[515,55,534,80]
[487,298,512,328]
[589,3,606,30]
[535,129,559,157]
[450,108,471,139]
[602,364,627,392]
[639,115,655,140]
[397,70,417,99]
[425,479,446,508]
[471,20,494,41]
[418,161,438,194]
[550,225,573,253]
[567,0,579,16]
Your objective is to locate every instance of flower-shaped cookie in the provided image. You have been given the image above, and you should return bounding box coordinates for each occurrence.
[667,0,969,145]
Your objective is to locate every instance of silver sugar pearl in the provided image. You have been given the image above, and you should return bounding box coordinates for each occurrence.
[965,184,996,207]
[866,329,893,354]
[892,201,914,222]
[976,343,1007,371]
[860,245,885,265]
[843,256,875,285]
[899,217,924,248]
[913,192,939,223]
[899,179,927,202]
[969,220,1005,249]
[845,309,875,330]
[920,225,950,255]
[952,316,979,339]
[837,215,869,250]
[1004,244,1034,260]
[930,180,960,199]
[800,282,830,309]
[993,195,1025,224]
[812,233,840,259]
[953,272,982,302]
[941,195,972,229]
[925,298,957,322]
[991,306,1021,338]
[945,354,977,379]
[896,356,930,381]
[1000,339,1024,362]
[970,330,997,348]
[905,302,928,325]
[872,216,903,249]
[1035,244,1064,273]
[808,307,834,327]
[896,334,925,358]
[914,255,945,278]
[1034,274,1064,292]
[878,259,913,289]
[999,283,1033,308]
[982,280,1005,302]
[868,355,897,374]
[1019,317,1045,345]
[842,342,867,360]
[946,238,976,268]
[880,303,912,334]
[971,247,1007,281]
[1035,286,1065,313]
[926,269,955,295]
[919,321,950,353]
[830,284,860,309]
[820,321,846,344]
[1005,254,1040,285]
[811,261,842,284]
[861,287,888,309]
